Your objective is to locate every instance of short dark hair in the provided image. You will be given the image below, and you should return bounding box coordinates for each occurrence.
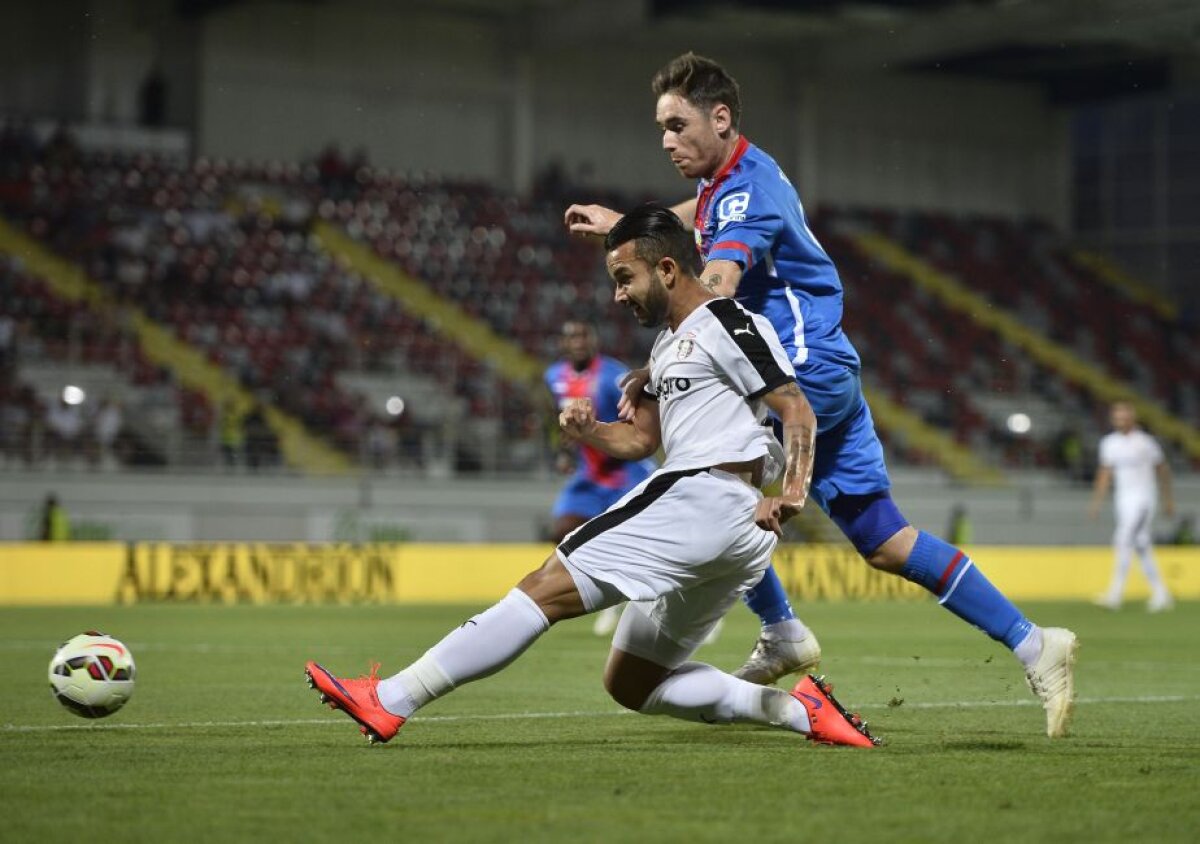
[651,52,741,129]
[605,205,702,276]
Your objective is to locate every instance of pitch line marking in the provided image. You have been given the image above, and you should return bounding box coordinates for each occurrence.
[4,694,1197,734]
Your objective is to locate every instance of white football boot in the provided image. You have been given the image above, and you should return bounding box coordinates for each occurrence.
[1147,592,1175,613]
[732,630,822,686]
[1024,627,1079,738]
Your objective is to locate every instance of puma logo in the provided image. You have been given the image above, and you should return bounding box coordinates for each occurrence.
[733,323,754,337]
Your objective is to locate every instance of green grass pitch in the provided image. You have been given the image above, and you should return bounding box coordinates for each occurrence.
[2,600,1198,842]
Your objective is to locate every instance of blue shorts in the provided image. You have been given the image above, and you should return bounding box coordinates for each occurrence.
[552,476,638,521]
[797,360,892,513]
[777,360,908,556]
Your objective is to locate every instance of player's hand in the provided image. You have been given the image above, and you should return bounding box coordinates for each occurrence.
[564,204,620,238]
[617,368,650,421]
[754,497,802,537]
[559,398,597,441]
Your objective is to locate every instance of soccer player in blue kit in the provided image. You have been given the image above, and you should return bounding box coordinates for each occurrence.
[565,52,1078,737]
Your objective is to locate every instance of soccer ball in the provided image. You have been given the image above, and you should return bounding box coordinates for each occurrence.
[48,631,137,719]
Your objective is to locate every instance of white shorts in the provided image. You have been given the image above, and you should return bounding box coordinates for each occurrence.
[557,467,776,662]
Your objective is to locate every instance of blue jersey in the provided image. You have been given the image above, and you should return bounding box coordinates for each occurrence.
[545,355,654,490]
[694,137,861,375]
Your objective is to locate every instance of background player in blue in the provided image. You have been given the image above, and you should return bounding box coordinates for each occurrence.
[565,52,1078,737]
[545,319,656,545]
[545,320,655,638]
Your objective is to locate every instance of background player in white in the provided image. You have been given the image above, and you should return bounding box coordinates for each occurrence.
[1089,400,1175,611]
[304,206,877,748]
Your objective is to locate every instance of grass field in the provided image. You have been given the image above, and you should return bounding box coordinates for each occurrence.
[2,600,1198,843]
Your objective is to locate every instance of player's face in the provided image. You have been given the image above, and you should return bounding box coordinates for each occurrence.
[1111,402,1135,432]
[656,92,726,179]
[606,242,669,327]
[561,322,597,365]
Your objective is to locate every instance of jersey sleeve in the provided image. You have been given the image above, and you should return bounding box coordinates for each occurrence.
[705,299,795,398]
[1098,435,1115,467]
[706,171,785,271]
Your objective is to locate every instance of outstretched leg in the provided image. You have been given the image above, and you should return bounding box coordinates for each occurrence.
[305,553,588,743]
[832,491,1076,737]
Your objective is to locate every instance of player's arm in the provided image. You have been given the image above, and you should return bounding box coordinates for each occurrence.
[698,259,744,299]
[1088,466,1112,519]
[1156,461,1175,517]
[564,198,697,238]
[559,397,660,461]
[670,198,697,232]
[755,381,817,536]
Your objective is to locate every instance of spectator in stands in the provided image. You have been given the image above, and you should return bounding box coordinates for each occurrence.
[40,493,70,542]
[365,417,397,469]
[91,397,123,467]
[946,504,973,546]
[218,400,244,468]
[1168,514,1194,546]
[45,395,86,464]
[242,402,277,470]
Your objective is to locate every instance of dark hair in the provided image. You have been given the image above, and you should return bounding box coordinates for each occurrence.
[605,205,702,275]
[651,52,741,129]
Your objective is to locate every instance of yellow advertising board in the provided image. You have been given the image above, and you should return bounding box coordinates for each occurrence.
[0,543,1196,606]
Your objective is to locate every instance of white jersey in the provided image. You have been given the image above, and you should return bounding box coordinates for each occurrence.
[645,298,794,483]
[1099,429,1163,506]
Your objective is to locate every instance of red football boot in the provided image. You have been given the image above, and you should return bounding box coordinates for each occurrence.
[791,674,881,748]
[304,660,406,744]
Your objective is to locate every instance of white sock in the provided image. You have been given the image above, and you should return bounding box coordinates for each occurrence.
[1012,625,1044,670]
[639,662,811,734]
[762,619,811,642]
[377,588,549,717]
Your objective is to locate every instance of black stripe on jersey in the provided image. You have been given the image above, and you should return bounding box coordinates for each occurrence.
[558,468,704,556]
[706,298,794,399]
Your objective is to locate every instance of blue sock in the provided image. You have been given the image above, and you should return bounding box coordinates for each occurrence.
[900,531,1033,650]
[742,565,795,626]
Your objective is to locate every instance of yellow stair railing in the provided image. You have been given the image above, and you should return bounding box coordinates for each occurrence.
[854,232,1200,462]
[0,218,352,475]
[315,221,543,387]
[1071,251,1178,323]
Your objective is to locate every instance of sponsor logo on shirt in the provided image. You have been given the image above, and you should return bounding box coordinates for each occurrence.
[655,377,692,401]
[717,191,750,227]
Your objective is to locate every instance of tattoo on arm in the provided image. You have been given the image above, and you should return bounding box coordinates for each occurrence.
[701,273,724,293]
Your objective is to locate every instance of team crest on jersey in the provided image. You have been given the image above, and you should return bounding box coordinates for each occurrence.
[717,191,750,226]
[676,331,697,360]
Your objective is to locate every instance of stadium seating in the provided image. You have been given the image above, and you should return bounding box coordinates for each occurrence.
[1,138,1192,476]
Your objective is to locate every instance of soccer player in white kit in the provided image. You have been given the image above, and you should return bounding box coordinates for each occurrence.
[304,206,878,748]
[1089,400,1176,611]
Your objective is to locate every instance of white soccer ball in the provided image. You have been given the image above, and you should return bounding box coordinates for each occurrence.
[48,632,137,719]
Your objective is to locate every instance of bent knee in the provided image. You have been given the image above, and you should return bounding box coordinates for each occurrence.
[864,525,920,573]
[603,672,649,712]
